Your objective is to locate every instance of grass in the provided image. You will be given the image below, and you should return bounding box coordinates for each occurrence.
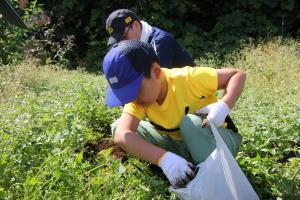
[1,38,299,199]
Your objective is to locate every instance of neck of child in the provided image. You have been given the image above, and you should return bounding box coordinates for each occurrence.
[156,73,168,105]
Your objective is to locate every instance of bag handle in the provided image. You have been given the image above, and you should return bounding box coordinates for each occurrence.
[208,119,229,150]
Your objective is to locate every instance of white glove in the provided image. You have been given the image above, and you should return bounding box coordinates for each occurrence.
[196,101,230,127]
[158,151,195,188]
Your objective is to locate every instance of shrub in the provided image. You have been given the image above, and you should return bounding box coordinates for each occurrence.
[38,0,300,70]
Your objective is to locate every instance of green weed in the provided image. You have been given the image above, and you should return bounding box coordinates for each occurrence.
[1,38,299,199]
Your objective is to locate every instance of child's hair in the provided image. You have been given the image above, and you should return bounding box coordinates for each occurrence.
[117,40,160,78]
[144,55,160,78]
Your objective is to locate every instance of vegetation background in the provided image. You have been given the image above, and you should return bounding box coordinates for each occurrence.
[0,0,299,199]
[1,0,300,70]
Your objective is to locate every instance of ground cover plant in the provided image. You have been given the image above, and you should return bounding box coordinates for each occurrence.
[0,38,299,199]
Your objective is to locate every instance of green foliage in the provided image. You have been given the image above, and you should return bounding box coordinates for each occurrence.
[1,38,299,199]
[194,38,300,199]
[23,0,76,67]
[0,0,75,67]
[2,0,300,69]
[0,60,173,199]
[38,0,300,71]
[228,38,299,199]
[0,16,26,65]
[27,20,76,66]
[0,0,47,65]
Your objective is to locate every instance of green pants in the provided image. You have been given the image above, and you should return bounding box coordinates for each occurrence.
[111,114,242,164]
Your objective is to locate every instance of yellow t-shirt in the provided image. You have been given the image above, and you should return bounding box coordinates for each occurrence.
[123,66,218,139]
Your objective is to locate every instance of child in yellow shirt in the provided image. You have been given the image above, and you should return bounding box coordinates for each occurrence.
[103,40,245,188]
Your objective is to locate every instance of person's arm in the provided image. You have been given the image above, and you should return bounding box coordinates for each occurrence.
[113,112,166,164]
[217,68,246,109]
[114,112,196,188]
[196,68,246,127]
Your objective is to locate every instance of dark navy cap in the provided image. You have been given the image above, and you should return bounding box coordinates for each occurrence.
[106,9,138,46]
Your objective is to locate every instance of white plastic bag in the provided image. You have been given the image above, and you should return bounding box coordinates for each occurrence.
[170,121,259,200]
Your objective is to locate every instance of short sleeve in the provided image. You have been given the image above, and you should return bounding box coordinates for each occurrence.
[187,67,218,96]
[123,102,146,120]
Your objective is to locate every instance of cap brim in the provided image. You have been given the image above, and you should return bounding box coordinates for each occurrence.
[106,73,143,107]
[107,31,123,46]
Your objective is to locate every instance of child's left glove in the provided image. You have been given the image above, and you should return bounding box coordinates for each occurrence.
[158,151,195,188]
[195,101,229,127]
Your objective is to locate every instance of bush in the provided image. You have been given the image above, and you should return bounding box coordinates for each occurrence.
[0,15,27,65]
[0,0,76,67]
[37,0,300,71]
[2,0,300,69]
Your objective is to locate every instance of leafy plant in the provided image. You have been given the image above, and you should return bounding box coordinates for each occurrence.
[0,15,26,65]
[0,38,299,199]
[36,0,300,70]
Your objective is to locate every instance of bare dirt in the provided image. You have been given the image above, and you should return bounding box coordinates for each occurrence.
[75,138,128,163]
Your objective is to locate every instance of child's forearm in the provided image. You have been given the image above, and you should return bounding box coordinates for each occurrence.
[113,130,166,165]
[219,69,246,109]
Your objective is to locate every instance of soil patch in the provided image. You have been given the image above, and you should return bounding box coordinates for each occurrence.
[75,138,128,163]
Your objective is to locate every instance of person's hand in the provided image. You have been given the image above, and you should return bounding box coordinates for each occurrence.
[195,101,229,127]
[158,151,195,188]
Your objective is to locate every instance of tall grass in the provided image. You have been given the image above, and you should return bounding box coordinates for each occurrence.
[1,38,299,199]
[198,38,300,199]
[232,38,299,199]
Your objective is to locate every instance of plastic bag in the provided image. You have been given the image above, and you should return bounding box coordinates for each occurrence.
[170,121,259,200]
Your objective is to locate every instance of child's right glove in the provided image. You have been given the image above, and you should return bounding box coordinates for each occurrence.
[158,151,195,188]
[195,101,229,127]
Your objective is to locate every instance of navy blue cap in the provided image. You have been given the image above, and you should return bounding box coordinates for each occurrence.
[103,40,157,107]
[106,9,138,46]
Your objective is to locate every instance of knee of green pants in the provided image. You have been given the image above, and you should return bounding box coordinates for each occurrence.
[110,119,192,161]
[180,114,242,164]
[110,119,168,146]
